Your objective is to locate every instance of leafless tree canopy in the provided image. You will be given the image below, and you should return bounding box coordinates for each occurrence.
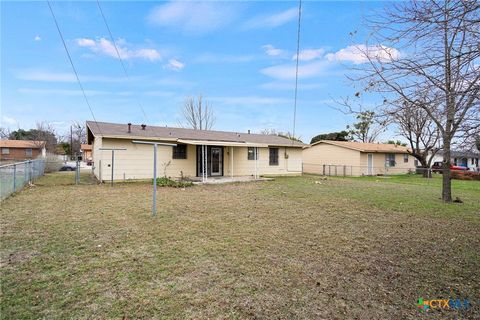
[353,0,480,202]
[346,110,387,143]
[260,128,303,143]
[392,97,442,175]
[181,95,215,130]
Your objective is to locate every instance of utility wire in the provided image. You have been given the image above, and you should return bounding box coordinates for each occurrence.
[96,0,148,124]
[47,0,103,136]
[292,0,302,145]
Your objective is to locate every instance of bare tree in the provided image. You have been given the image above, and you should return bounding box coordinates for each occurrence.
[260,128,303,142]
[71,121,86,155]
[389,98,442,177]
[0,127,11,139]
[353,1,480,202]
[31,122,57,152]
[347,110,387,143]
[181,95,215,130]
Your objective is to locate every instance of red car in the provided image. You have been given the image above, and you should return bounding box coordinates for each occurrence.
[431,161,468,173]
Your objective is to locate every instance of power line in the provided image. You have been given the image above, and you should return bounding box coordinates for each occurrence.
[96,0,148,124]
[292,0,302,144]
[47,0,102,136]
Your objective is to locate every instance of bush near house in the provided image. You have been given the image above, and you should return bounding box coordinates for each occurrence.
[451,170,480,181]
[155,177,193,188]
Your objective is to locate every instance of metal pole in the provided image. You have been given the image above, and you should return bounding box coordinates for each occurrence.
[13,164,16,192]
[111,150,114,187]
[254,147,258,179]
[231,146,233,179]
[153,143,157,216]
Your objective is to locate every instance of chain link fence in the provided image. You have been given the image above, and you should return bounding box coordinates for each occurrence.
[303,163,480,178]
[0,159,46,200]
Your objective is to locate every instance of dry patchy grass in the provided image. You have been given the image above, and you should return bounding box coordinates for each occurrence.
[1,173,479,319]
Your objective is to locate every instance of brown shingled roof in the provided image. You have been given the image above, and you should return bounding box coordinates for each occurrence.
[0,140,46,149]
[86,121,305,147]
[310,140,410,153]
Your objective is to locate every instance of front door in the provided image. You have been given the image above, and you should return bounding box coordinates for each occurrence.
[211,147,222,176]
[367,153,373,175]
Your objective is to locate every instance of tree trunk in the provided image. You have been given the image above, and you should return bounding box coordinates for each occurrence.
[442,140,452,202]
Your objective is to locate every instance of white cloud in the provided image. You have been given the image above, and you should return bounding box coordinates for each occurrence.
[13,69,143,83]
[147,1,238,34]
[17,88,112,96]
[76,37,161,62]
[34,35,41,41]
[1,115,18,126]
[194,53,254,64]
[243,7,298,29]
[260,60,330,80]
[293,48,325,61]
[260,82,324,91]
[210,96,292,106]
[325,44,399,64]
[262,44,286,57]
[164,59,185,71]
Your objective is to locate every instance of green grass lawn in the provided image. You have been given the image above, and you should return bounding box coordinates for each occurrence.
[1,172,479,319]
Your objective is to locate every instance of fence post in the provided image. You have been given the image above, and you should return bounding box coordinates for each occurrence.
[13,164,16,192]
[343,165,346,177]
[335,166,337,176]
[322,164,325,175]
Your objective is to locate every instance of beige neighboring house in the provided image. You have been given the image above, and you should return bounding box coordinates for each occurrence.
[303,140,416,176]
[86,121,304,181]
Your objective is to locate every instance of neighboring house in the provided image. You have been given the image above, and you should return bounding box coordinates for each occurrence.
[0,140,46,161]
[86,121,304,181]
[81,144,92,161]
[303,140,416,176]
[431,150,479,172]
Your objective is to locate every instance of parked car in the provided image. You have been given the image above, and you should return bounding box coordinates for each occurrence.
[431,161,468,173]
[59,163,76,171]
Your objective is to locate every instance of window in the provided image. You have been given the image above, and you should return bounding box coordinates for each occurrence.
[269,148,279,166]
[385,154,396,167]
[403,154,408,163]
[172,144,187,159]
[247,147,258,160]
[1,148,9,155]
[26,148,33,157]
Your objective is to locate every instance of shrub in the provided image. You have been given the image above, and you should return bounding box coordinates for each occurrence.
[43,154,63,173]
[451,170,480,181]
[155,177,193,188]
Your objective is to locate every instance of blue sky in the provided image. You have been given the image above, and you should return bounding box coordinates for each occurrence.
[1,0,394,142]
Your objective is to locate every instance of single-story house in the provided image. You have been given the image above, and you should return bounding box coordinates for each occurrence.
[0,140,46,161]
[86,121,304,181]
[431,150,479,172]
[302,140,416,176]
[80,144,93,161]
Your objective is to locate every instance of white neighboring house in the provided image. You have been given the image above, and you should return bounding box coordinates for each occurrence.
[431,150,480,172]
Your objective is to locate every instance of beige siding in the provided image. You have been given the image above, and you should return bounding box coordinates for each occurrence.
[225,146,302,177]
[302,143,362,175]
[91,138,302,181]
[359,152,416,175]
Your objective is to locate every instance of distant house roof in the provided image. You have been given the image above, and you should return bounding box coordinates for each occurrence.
[437,150,479,158]
[80,144,92,151]
[86,121,305,147]
[309,140,410,154]
[0,140,46,149]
